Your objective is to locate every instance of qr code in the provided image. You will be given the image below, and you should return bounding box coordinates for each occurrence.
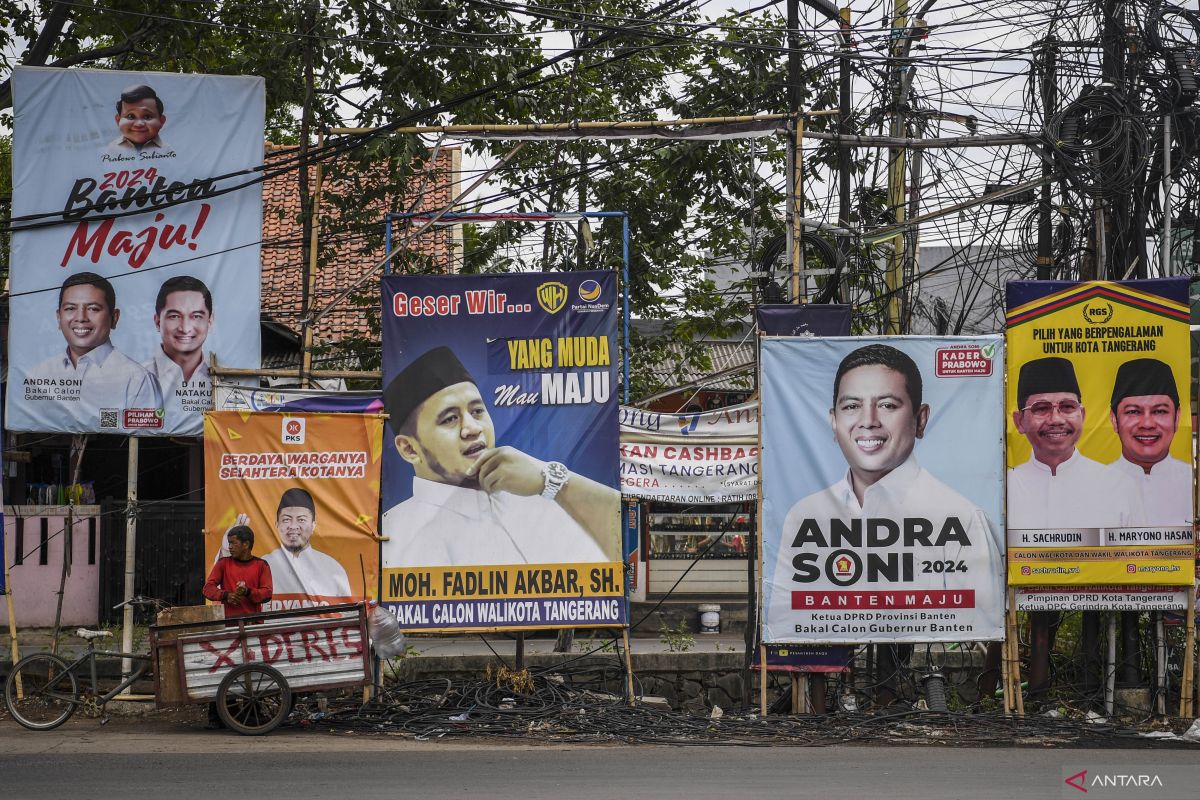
[100,409,120,429]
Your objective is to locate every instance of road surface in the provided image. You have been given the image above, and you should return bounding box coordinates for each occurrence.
[2,712,1198,799]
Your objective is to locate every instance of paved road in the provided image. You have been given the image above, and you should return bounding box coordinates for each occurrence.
[2,714,1198,800]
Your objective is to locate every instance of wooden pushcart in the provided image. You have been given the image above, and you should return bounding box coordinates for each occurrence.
[149,602,370,735]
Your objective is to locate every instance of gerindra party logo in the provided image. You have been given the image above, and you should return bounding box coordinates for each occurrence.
[935,344,994,377]
[790,517,972,586]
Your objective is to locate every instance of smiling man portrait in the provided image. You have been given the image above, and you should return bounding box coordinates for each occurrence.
[779,344,992,537]
[1104,358,1191,526]
[143,275,213,422]
[259,488,352,600]
[1007,356,1142,529]
[105,84,169,154]
[26,271,161,429]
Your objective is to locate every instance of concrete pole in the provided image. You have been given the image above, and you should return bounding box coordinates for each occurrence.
[885,0,909,333]
[121,438,138,680]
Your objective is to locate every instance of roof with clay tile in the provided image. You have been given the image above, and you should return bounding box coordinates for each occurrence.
[259,145,460,351]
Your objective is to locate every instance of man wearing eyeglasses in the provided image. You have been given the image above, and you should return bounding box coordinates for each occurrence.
[1104,358,1191,526]
[1008,357,1142,529]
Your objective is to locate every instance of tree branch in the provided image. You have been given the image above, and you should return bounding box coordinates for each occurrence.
[0,12,151,111]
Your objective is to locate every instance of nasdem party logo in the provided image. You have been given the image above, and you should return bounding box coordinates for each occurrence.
[578,279,602,302]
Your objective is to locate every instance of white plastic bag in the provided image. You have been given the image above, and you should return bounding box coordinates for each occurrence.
[367,602,407,658]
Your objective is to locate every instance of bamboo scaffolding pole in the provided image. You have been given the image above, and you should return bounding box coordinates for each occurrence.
[300,132,326,388]
[209,360,381,382]
[325,115,1037,151]
[622,628,635,706]
[329,112,838,136]
[4,537,21,699]
[1181,588,1195,717]
[790,119,805,303]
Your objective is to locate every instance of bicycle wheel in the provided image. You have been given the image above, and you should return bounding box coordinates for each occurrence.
[4,653,79,731]
[216,663,291,736]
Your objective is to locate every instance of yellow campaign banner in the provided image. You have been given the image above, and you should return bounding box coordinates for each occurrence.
[381,563,624,632]
[1007,546,1193,586]
[1005,278,1193,590]
[204,411,384,610]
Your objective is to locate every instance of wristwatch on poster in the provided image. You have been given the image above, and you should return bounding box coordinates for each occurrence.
[541,461,569,500]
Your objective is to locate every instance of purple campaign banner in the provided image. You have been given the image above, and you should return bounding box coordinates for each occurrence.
[379,271,623,632]
[756,304,852,336]
[380,271,619,512]
[388,597,626,630]
[753,644,852,673]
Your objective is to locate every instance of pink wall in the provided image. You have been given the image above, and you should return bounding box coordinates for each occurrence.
[3,506,100,627]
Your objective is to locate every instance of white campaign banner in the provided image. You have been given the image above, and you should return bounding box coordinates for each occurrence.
[619,402,759,504]
[6,68,263,436]
[760,336,1007,644]
[619,401,758,440]
[1015,586,1192,611]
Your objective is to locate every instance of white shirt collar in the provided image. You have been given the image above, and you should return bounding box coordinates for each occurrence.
[63,340,115,369]
[834,453,922,512]
[1026,448,1082,475]
[153,347,209,382]
[1110,455,1161,478]
[412,476,492,521]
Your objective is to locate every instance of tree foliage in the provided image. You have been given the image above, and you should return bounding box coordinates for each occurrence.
[0,0,844,401]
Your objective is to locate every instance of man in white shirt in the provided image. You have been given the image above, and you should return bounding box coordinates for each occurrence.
[143,275,212,432]
[260,488,353,600]
[24,272,161,430]
[766,344,1003,638]
[1008,357,1142,529]
[380,346,618,567]
[1105,358,1192,526]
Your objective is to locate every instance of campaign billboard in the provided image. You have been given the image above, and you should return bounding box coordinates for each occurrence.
[204,411,383,610]
[619,401,758,504]
[1005,279,1194,588]
[6,67,263,436]
[380,272,624,632]
[213,383,382,414]
[760,336,1006,644]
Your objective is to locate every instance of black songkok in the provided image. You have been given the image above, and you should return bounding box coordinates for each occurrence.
[1017,357,1080,408]
[276,487,315,515]
[1110,358,1179,411]
[383,346,476,430]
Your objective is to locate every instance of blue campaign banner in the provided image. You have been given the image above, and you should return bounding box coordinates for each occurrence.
[760,336,1007,645]
[379,271,623,632]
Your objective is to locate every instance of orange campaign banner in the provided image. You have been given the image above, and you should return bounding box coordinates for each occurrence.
[204,410,383,610]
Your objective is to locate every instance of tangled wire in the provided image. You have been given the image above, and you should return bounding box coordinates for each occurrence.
[296,670,1199,748]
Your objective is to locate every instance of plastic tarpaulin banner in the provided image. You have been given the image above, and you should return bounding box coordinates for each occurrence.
[1005,279,1194,589]
[203,411,383,610]
[619,401,758,503]
[213,383,382,414]
[760,336,1006,644]
[6,68,263,435]
[379,272,624,632]
[755,304,852,336]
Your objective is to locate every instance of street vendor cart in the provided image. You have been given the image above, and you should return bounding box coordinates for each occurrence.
[150,602,371,735]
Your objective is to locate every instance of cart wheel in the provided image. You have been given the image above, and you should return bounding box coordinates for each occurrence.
[216,663,291,736]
